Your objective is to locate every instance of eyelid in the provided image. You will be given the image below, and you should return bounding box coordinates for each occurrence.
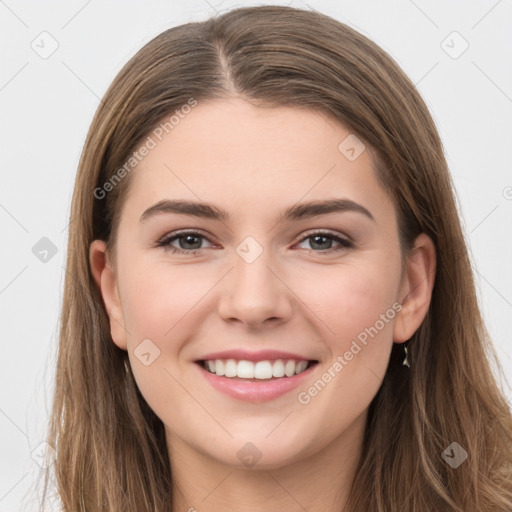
[296,228,353,244]
[157,228,213,241]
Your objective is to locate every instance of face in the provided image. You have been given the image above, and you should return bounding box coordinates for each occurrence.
[91,97,432,470]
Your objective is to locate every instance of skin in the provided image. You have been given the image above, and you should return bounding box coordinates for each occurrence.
[90,97,435,512]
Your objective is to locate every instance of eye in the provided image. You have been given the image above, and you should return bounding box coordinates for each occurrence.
[157,230,214,254]
[156,229,353,255]
[296,230,353,254]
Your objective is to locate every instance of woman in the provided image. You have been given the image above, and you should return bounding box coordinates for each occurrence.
[41,5,512,511]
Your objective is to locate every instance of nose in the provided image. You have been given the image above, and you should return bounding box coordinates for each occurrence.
[217,247,293,329]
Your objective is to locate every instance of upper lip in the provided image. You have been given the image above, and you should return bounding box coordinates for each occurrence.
[196,349,317,363]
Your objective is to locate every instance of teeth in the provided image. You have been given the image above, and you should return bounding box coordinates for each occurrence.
[225,359,237,377]
[203,358,311,379]
[238,360,255,378]
[272,359,285,377]
[284,360,295,377]
[254,361,272,379]
[216,359,225,376]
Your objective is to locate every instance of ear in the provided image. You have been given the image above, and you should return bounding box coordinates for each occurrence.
[89,240,127,351]
[393,233,436,343]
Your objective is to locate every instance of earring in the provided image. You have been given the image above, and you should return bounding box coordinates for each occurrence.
[402,343,410,367]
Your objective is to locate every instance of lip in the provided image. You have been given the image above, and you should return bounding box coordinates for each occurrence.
[196,349,312,363]
[195,360,319,403]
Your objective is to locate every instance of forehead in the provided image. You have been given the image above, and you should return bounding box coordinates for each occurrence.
[121,97,394,224]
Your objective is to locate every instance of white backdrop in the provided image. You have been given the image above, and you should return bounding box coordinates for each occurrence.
[1,1,511,510]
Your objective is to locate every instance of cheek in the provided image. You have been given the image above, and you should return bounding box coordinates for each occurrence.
[115,261,199,392]
[117,260,230,397]
[290,269,399,438]
[300,259,401,347]
[117,263,208,418]
[119,261,210,339]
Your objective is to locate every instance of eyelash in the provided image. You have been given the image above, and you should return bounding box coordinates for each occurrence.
[156,230,353,255]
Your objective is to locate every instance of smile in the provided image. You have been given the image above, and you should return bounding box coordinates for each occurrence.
[194,358,319,402]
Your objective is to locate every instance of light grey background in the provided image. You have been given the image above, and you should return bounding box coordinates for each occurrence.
[1,1,511,510]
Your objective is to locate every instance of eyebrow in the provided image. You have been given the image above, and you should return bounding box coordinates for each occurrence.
[140,198,375,224]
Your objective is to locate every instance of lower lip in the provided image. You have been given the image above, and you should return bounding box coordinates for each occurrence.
[195,362,318,402]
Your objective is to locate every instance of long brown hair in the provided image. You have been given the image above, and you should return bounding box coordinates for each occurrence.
[39,5,512,511]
